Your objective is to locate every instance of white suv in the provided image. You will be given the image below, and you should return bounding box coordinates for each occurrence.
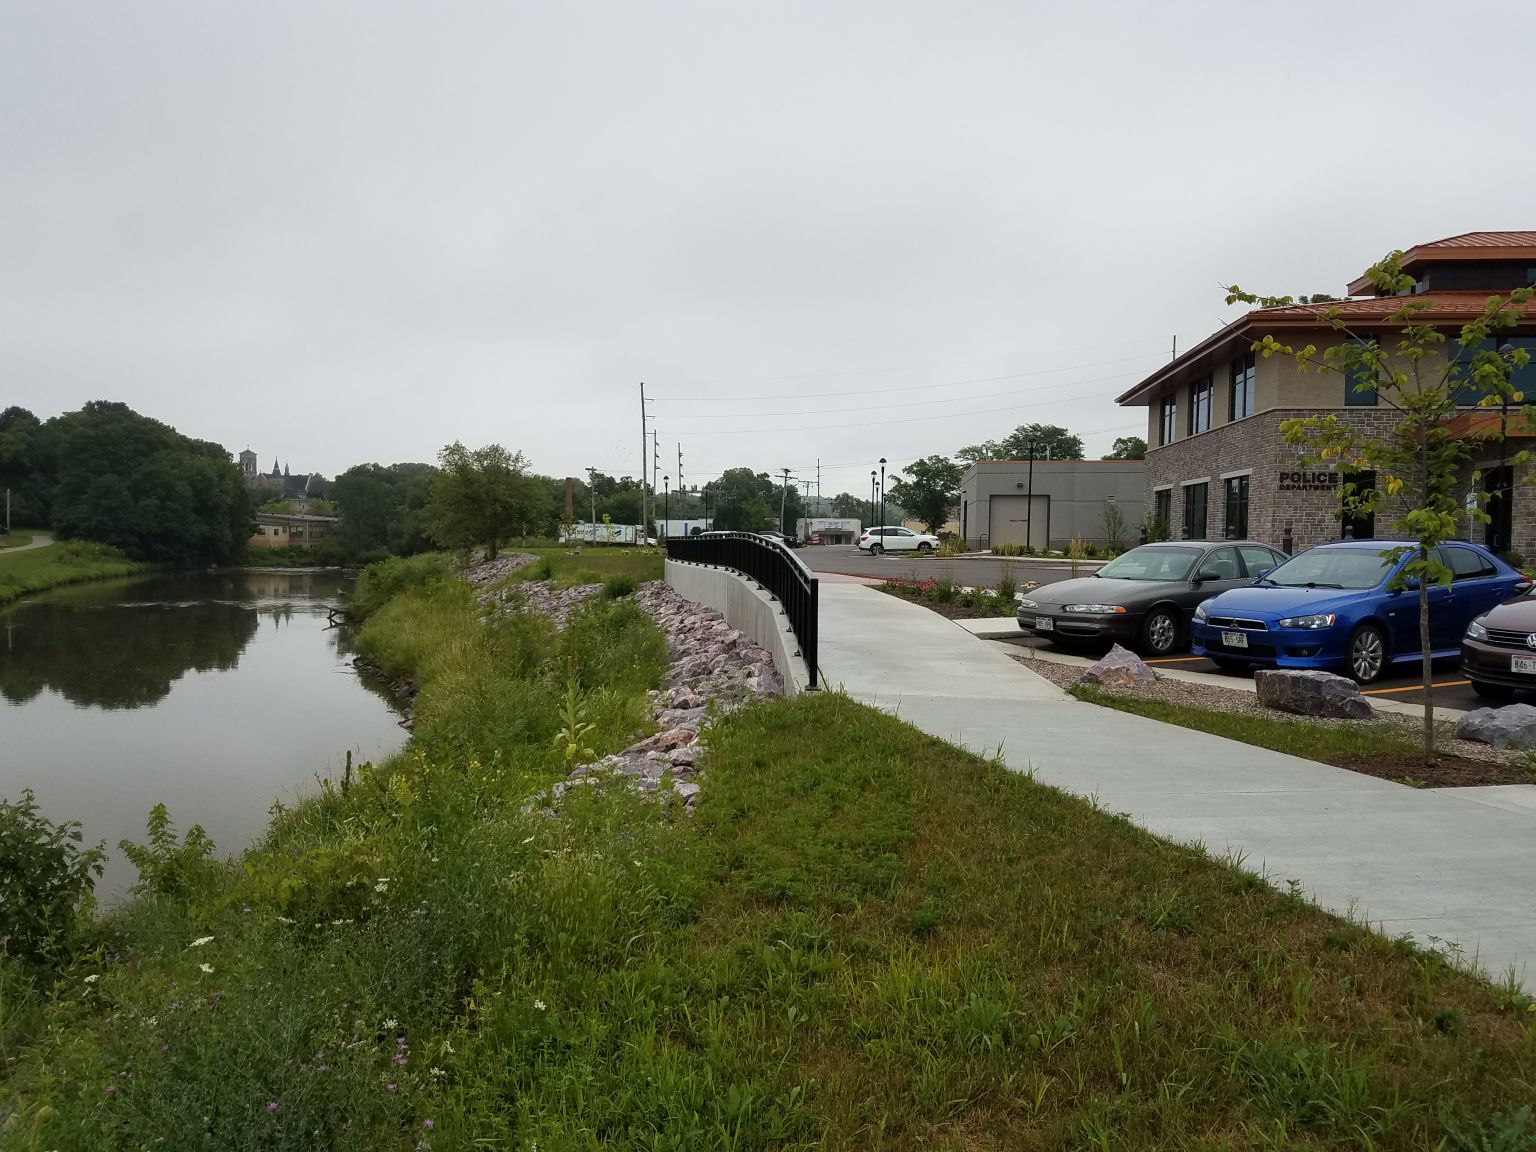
[858,526,940,555]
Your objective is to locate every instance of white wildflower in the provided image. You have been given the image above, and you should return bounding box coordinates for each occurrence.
[83,974,101,984]
[188,936,215,948]
[199,963,214,975]
[430,1067,445,1078]
[534,999,547,1011]
[383,1018,399,1030]
[146,1016,157,1026]
[276,915,296,924]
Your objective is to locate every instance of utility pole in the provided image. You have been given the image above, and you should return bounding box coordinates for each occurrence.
[816,459,821,516]
[677,442,684,526]
[586,467,598,544]
[1026,437,1037,551]
[780,467,792,536]
[652,430,661,537]
[639,382,648,542]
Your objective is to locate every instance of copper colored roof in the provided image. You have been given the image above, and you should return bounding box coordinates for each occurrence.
[1115,293,1536,406]
[1346,232,1536,294]
[1447,408,1536,441]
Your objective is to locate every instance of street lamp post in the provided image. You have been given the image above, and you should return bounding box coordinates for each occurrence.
[586,466,597,546]
[780,468,792,536]
[870,470,877,530]
[1025,439,1037,552]
[879,457,887,533]
[663,475,669,540]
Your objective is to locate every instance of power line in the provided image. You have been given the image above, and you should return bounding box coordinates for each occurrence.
[654,351,1163,403]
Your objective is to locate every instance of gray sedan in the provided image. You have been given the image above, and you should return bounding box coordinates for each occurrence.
[1015,540,1287,656]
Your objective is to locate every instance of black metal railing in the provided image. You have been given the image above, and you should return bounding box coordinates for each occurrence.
[664,532,819,688]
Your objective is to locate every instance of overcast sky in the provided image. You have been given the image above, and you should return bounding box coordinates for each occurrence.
[5,1,1534,498]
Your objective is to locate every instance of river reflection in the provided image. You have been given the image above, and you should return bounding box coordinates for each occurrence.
[0,569,405,899]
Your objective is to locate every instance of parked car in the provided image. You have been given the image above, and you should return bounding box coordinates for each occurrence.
[1015,540,1286,656]
[1461,587,1536,699]
[758,530,801,548]
[1192,539,1528,683]
[858,526,940,555]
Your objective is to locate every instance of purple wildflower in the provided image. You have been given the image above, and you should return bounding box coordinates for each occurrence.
[387,1083,397,1093]
[106,1083,117,1095]
[267,1101,279,1113]
[422,1118,434,1129]
[393,1052,407,1066]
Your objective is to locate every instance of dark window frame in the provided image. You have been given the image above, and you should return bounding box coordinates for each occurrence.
[1222,474,1250,540]
[1159,395,1178,445]
[1188,376,1213,436]
[1229,352,1256,421]
[1182,482,1209,540]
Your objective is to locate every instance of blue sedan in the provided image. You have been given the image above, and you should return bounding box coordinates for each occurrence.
[1191,539,1530,683]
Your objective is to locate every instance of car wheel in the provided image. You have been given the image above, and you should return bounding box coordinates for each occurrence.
[917,541,934,555]
[1471,679,1514,701]
[1346,624,1387,684]
[870,543,884,556]
[1140,607,1178,656]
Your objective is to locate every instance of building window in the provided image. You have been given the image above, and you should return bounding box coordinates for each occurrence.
[1183,482,1208,539]
[1188,376,1212,435]
[1159,396,1177,445]
[1229,353,1256,421]
[1153,488,1171,536]
[1223,475,1249,539]
[1343,340,1377,406]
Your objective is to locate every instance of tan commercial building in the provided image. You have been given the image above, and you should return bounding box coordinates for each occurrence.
[1117,232,1536,556]
[959,459,1144,550]
[249,513,339,551]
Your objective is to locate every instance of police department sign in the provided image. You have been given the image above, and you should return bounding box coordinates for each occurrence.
[1277,470,1341,492]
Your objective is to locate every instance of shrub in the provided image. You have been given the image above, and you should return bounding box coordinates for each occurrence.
[603,574,636,599]
[931,577,958,604]
[937,539,965,557]
[118,804,219,902]
[992,543,1024,558]
[351,553,455,619]
[0,789,105,967]
[997,565,1018,603]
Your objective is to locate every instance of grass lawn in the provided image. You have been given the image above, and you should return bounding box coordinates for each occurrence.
[517,543,665,588]
[0,530,36,551]
[1070,684,1522,788]
[0,539,144,604]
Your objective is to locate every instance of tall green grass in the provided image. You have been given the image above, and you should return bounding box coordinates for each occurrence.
[0,540,144,605]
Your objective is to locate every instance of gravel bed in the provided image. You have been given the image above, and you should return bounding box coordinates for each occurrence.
[1008,648,1521,768]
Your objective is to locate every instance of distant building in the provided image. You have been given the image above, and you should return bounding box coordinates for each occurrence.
[796,517,860,545]
[248,512,339,551]
[959,459,1144,550]
[237,447,330,501]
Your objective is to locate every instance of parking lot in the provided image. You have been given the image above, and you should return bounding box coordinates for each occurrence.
[800,544,1099,589]
[990,630,1488,712]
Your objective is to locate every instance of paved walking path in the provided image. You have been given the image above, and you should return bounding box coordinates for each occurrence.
[819,582,1536,985]
[0,532,52,556]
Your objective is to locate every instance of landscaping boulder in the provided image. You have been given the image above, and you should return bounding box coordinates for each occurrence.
[1080,644,1156,689]
[1454,704,1536,750]
[1254,669,1372,720]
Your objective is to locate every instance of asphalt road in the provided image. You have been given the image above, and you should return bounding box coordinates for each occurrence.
[990,630,1488,712]
[799,544,1093,589]
[0,532,53,556]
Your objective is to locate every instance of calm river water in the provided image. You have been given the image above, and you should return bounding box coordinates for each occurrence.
[0,569,406,899]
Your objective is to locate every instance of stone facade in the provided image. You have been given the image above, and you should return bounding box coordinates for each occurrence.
[1141,409,1528,554]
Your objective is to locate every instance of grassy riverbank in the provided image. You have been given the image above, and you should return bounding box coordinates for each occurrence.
[6,550,1536,1148]
[0,540,145,605]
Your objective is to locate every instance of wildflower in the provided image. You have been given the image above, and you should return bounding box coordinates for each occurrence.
[146,1016,157,1026]
[106,1083,117,1095]
[423,1119,435,1130]
[276,915,296,924]
[188,936,214,948]
[83,974,100,984]
[242,905,252,914]
[534,999,547,1011]
[387,1083,397,1093]
[199,963,214,975]
[430,1067,445,1078]
[393,1052,407,1066]
[159,1044,169,1053]
[383,1018,399,1030]
[267,1101,279,1113]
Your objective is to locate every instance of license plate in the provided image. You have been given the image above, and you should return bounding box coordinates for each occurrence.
[1512,656,1536,675]
[1034,616,1054,632]
[1221,631,1248,649]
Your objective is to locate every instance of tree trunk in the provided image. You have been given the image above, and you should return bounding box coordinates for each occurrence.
[1419,543,1434,767]
[486,538,499,561]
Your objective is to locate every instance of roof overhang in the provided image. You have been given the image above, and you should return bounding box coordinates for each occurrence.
[1115,316,1251,406]
[1346,241,1536,295]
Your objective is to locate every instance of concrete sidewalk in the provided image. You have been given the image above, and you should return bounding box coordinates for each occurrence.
[819,582,1536,985]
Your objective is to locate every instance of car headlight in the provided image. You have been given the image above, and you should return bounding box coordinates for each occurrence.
[1193,601,1208,620]
[1018,598,1037,609]
[1063,604,1127,615]
[1277,613,1337,629]
[1466,619,1490,641]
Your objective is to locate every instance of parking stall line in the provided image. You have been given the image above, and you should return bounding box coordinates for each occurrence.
[1145,657,1206,665]
[1361,680,1470,696]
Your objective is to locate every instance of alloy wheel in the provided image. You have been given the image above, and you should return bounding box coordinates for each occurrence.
[1350,628,1384,682]
[1145,610,1176,654]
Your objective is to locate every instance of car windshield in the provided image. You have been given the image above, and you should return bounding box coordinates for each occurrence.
[1263,548,1392,589]
[1095,546,1201,582]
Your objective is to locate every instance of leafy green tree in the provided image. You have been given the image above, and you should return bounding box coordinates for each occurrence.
[886,455,964,533]
[829,491,867,518]
[708,467,775,531]
[424,442,546,560]
[332,462,435,559]
[959,424,1084,463]
[0,407,52,526]
[1229,253,1533,766]
[1106,435,1147,460]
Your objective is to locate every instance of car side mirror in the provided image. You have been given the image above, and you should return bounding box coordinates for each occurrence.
[1192,569,1217,583]
[1255,567,1272,578]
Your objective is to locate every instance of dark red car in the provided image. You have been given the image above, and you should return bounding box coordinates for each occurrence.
[1462,589,1536,699]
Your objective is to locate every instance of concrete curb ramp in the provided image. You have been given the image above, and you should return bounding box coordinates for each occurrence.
[820,582,1536,988]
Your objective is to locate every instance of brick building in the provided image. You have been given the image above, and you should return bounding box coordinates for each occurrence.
[1117,232,1536,556]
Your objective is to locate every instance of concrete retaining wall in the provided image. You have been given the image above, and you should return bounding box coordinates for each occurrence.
[664,558,812,695]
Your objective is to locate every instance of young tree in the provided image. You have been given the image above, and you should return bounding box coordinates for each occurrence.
[1106,435,1147,460]
[1228,254,1533,766]
[424,442,546,560]
[887,454,963,533]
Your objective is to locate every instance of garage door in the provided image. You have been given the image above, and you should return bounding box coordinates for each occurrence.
[989,494,1049,550]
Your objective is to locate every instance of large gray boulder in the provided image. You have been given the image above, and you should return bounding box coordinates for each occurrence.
[1254,669,1372,720]
[1080,644,1156,689]
[1454,704,1536,749]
